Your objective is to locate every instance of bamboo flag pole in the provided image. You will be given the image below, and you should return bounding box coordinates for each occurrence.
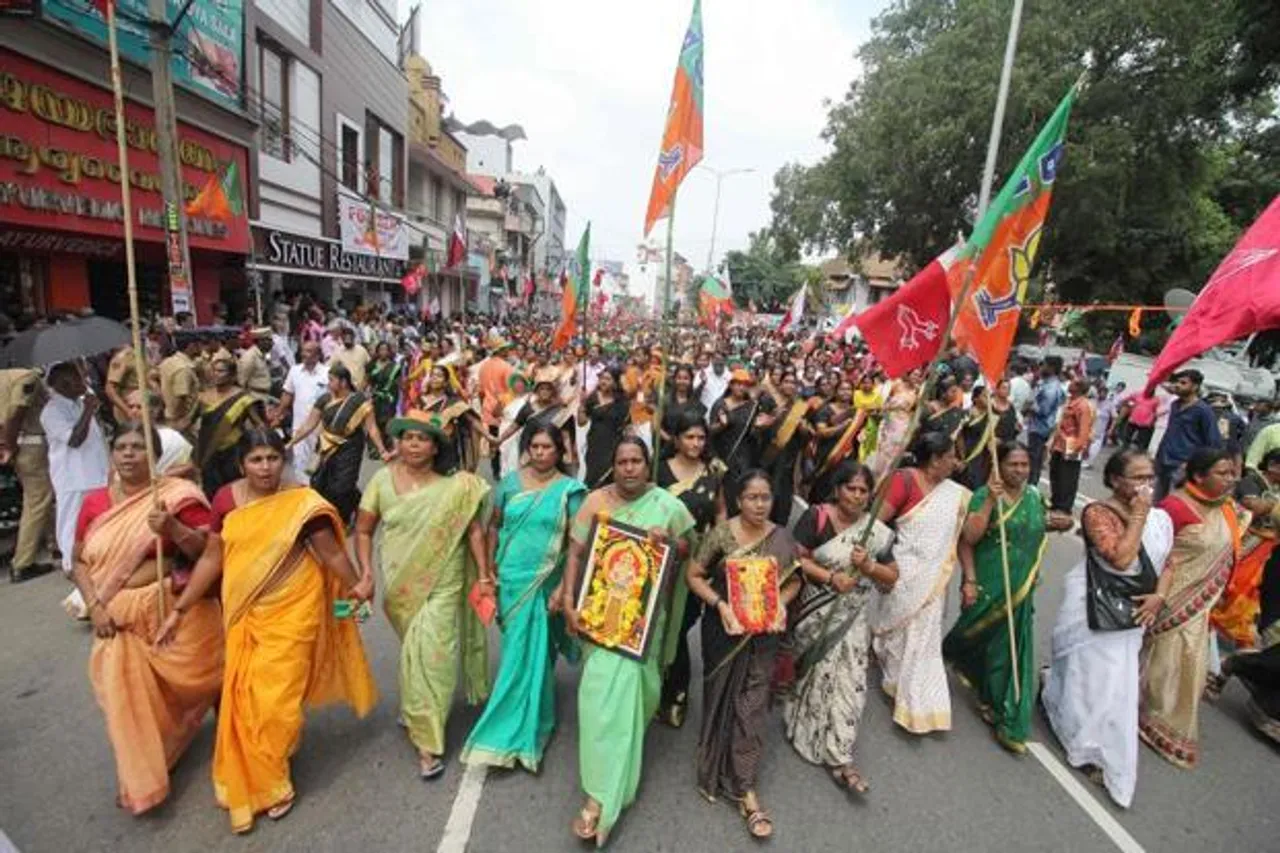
[106,0,166,621]
[988,440,1022,703]
[652,193,677,478]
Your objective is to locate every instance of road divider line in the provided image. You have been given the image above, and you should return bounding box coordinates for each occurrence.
[436,763,487,853]
[1026,742,1145,853]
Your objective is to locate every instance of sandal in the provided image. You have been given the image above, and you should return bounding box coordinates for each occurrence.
[994,730,1027,756]
[1204,672,1228,702]
[661,694,688,729]
[977,704,996,726]
[419,754,446,780]
[572,799,604,845]
[738,793,774,840]
[831,765,870,794]
[267,794,296,821]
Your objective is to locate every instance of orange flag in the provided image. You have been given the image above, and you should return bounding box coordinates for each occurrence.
[643,1,704,236]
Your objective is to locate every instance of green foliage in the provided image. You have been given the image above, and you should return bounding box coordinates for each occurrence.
[721,230,819,312]
[768,0,1280,351]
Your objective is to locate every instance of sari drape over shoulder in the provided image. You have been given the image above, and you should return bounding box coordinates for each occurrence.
[872,477,970,733]
[311,392,373,521]
[196,391,259,498]
[368,469,491,757]
[82,477,223,815]
[213,487,377,833]
[574,487,695,836]
[943,486,1049,747]
[462,473,586,771]
[1139,490,1241,768]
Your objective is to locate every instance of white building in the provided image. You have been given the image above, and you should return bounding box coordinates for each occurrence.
[509,169,567,276]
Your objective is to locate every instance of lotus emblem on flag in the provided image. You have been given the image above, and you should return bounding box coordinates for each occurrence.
[897,305,939,350]
[658,145,684,180]
[974,288,1021,330]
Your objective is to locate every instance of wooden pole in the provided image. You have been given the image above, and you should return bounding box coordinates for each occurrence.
[988,440,1022,703]
[652,194,677,478]
[106,2,166,621]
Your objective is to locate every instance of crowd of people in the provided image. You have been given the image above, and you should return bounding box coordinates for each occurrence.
[0,295,1277,843]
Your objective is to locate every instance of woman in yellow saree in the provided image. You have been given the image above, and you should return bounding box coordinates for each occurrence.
[1142,447,1243,768]
[158,427,377,834]
[355,409,493,779]
[70,421,222,816]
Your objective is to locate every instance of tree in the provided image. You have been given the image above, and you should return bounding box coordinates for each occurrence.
[721,230,812,312]
[769,0,1280,352]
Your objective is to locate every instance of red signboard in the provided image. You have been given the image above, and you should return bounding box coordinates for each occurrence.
[0,48,250,254]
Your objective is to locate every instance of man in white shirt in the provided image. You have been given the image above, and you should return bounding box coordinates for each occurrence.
[40,362,109,574]
[1009,362,1035,434]
[698,351,730,413]
[582,344,605,397]
[276,341,329,481]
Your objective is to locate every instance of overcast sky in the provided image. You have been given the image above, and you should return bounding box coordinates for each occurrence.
[414,0,884,270]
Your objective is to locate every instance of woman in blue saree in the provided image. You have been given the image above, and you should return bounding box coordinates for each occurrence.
[462,423,586,771]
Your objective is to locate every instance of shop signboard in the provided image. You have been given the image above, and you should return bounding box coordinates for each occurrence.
[0,49,251,254]
[252,226,408,281]
[337,188,409,261]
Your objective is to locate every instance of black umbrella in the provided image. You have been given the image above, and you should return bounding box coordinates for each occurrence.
[0,315,132,368]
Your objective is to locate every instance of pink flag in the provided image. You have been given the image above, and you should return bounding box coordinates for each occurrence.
[1145,195,1280,393]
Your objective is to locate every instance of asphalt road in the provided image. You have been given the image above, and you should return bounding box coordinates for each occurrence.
[2,458,1276,853]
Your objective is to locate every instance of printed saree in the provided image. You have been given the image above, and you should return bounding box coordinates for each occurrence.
[942,486,1048,748]
[462,473,586,771]
[872,476,970,733]
[213,487,377,833]
[1139,489,1241,768]
[82,477,223,815]
[374,470,491,757]
[868,381,918,478]
[574,486,695,835]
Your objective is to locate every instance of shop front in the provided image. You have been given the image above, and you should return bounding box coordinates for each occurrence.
[0,48,252,323]
[249,224,410,313]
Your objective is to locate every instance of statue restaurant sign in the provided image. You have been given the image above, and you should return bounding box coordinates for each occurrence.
[0,49,251,254]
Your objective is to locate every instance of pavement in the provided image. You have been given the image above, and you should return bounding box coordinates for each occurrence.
[1,457,1276,853]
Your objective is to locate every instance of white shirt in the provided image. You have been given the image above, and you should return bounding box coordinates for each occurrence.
[699,366,730,411]
[1010,375,1033,414]
[156,427,192,473]
[584,361,604,396]
[271,333,296,371]
[40,393,109,493]
[284,361,330,430]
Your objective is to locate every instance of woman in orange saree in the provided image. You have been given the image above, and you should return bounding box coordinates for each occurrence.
[159,427,377,834]
[70,421,223,816]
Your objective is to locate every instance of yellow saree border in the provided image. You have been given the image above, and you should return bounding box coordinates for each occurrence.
[761,400,808,465]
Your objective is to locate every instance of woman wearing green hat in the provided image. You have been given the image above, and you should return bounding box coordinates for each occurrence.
[354,410,492,779]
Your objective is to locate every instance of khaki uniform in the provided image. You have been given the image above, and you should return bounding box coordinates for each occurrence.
[237,346,273,397]
[0,369,53,570]
[104,347,139,423]
[330,344,370,390]
[158,351,200,440]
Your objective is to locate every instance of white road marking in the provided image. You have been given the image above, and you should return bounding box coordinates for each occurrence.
[436,763,488,853]
[1026,742,1146,853]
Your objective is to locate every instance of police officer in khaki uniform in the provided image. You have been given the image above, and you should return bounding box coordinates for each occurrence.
[103,345,139,425]
[0,368,55,582]
[159,332,202,442]
[237,327,274,399]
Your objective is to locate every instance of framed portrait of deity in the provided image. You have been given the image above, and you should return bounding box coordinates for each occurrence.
[574,514,676,661]
[724,555,784,635]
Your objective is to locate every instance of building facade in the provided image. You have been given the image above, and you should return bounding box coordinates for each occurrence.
[0,3,257,323]
[245,0,411,313]
[509,169,566,276]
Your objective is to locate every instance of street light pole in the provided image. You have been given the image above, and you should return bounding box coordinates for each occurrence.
[699,165,755,273]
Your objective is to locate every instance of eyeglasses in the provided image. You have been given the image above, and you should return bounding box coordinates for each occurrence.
[1120,474,1156,483]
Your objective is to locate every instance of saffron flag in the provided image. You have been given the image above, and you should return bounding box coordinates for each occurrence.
[643,0,704,237]
[185,160,242,221]
[777,285,806,334]
[853,246,959,377]
[1128,307,1143,338]
[553,223,591,350]
[1145,194,1280,393]
[447,214,467,268]
[949,83,1081,382]
[697,275,733,329]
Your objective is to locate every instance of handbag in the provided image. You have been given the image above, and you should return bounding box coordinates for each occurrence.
[1082,505,1157,631]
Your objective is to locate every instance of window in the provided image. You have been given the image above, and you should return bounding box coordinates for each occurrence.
[259,41,290,160]
[431,176,443,221]
[340,124,360,191]
[378,127,394,203]
[364,115,404,206]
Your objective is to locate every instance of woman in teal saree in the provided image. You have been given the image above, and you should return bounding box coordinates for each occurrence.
[943,441,1071,752]
[556,437,695,848]
[462,424,586,771]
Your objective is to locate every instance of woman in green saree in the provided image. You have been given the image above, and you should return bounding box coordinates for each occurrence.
[556,436,695,847]
[943,441,1072,753]
[461,423,586,772]
[354,409,493,779]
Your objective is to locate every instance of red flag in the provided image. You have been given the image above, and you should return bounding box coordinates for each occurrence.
[400,264,425,296]
[1107,334,1124,363]
[91,0,114,18]
[1145,195,1280,393]
[447,214,467,268]
[777,286,806,334]
[853,248,957,378]
[829,302,859,342]
[593,268,604,288]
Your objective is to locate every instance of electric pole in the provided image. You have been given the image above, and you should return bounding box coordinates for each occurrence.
[149,0,197,321]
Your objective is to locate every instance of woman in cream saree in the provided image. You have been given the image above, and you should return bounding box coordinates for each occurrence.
[874,432,970,733]
[160,427,377,834]
[356,410,493,778]
[72,422,222,816]
[1142,448,1242,768]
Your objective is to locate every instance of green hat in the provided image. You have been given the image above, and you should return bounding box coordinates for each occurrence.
[386,409,450,443]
